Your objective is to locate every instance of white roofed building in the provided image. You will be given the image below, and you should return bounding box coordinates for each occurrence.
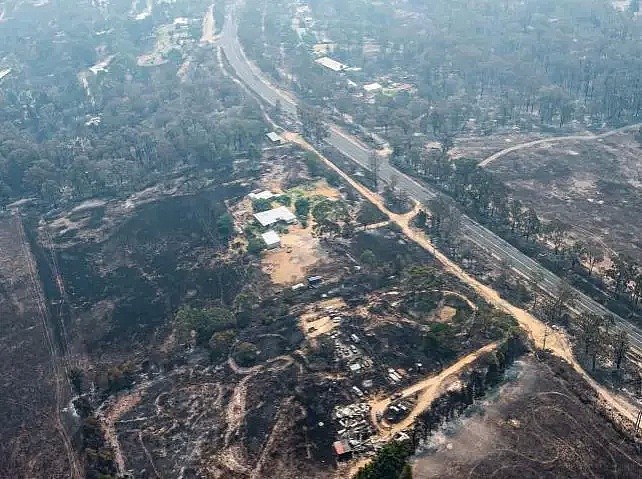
[261,230,281,249]
[315,56,347,72]
[248,190,275,200]
[363,82,383,93]
[266,132,284,144]
[254,206,297,227]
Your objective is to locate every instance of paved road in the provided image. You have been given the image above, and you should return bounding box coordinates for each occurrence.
[219,12,642,354]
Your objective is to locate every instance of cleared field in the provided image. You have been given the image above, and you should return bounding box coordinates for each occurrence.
[0,217,75,477]
[486,131,642,262]
[412,355,642,478]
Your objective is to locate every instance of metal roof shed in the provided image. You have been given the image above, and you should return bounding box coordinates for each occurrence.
[254,206,297,227]
[261,230,281,249]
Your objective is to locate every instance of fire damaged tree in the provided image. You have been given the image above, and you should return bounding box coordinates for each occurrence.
[576,313,612,371]
[540,283,577,326]
[611,329,630,370]
[416,334,527,441]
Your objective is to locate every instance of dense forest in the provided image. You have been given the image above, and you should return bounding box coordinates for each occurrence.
[241,0,642,144]
[0,0,263,210]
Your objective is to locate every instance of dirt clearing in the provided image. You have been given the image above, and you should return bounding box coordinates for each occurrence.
[200,4,216,44]
[299,297,348,339]
[369,342,500,439]
[261,224,322,284]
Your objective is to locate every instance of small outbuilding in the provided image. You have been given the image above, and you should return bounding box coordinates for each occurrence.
[248,190,275,201]
[266,132,284,144]
[333,439,352,456]
[261,230,281,249]
[363,82,383,93]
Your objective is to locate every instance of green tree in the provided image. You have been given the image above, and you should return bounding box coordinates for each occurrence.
[275,194,292,206]
[216,213,234,239]
[209,330,237,362]
[252,198,272,212]
[294,197,311,218]
[234,341,259,367]
[354,441,413,479]
[247,236,265,255]
[415,209,427,229]
[175,306,236,345]
[360,249,377,269]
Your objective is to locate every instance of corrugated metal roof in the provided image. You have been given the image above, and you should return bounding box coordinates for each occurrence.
[261,230,280,246]
[254,206,297,227]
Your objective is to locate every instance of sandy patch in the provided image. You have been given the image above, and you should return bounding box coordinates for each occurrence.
[261,224,320,285]
[437,305,457,322]
[304,179,342,200]
[299,297,347,339]
[200,4,216,44]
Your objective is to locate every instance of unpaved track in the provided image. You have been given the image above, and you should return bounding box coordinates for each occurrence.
[101,384,147,474]
[370,342,500,439]
[14,215,82,479]
[478,123,642,167]
[283,133,639,424]
[200,4,216,44]
[217,11,638,424]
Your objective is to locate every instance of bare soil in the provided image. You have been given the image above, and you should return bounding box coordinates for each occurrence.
[0,216,77,478]
[299,297,348,340]
[412,355,642,478]
[486,131,642,262]
[261,223,323,285]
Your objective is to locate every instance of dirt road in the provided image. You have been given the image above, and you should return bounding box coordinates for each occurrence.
[200,4,216,44]
[283,132,639,424]
[370,342,500,439]
[478,122,642,167]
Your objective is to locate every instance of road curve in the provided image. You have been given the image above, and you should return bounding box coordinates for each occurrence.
[218,11,642,356]
[478,123,642,168]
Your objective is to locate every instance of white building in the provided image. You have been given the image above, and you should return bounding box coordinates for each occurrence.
[315,56,347,72]
[363,82,383,93]
[254,206,297,227]
[248,190,275,201]
[261,230,281,249]
[266,131,284,144]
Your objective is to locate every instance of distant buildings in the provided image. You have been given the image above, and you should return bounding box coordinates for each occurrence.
[313,42,336,55]
[0,68,12,81]
[254,206,297,227]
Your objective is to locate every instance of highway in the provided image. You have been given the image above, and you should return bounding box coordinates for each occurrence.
[218,11,642,354]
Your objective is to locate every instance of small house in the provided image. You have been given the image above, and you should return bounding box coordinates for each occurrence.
[333,439,352,457]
